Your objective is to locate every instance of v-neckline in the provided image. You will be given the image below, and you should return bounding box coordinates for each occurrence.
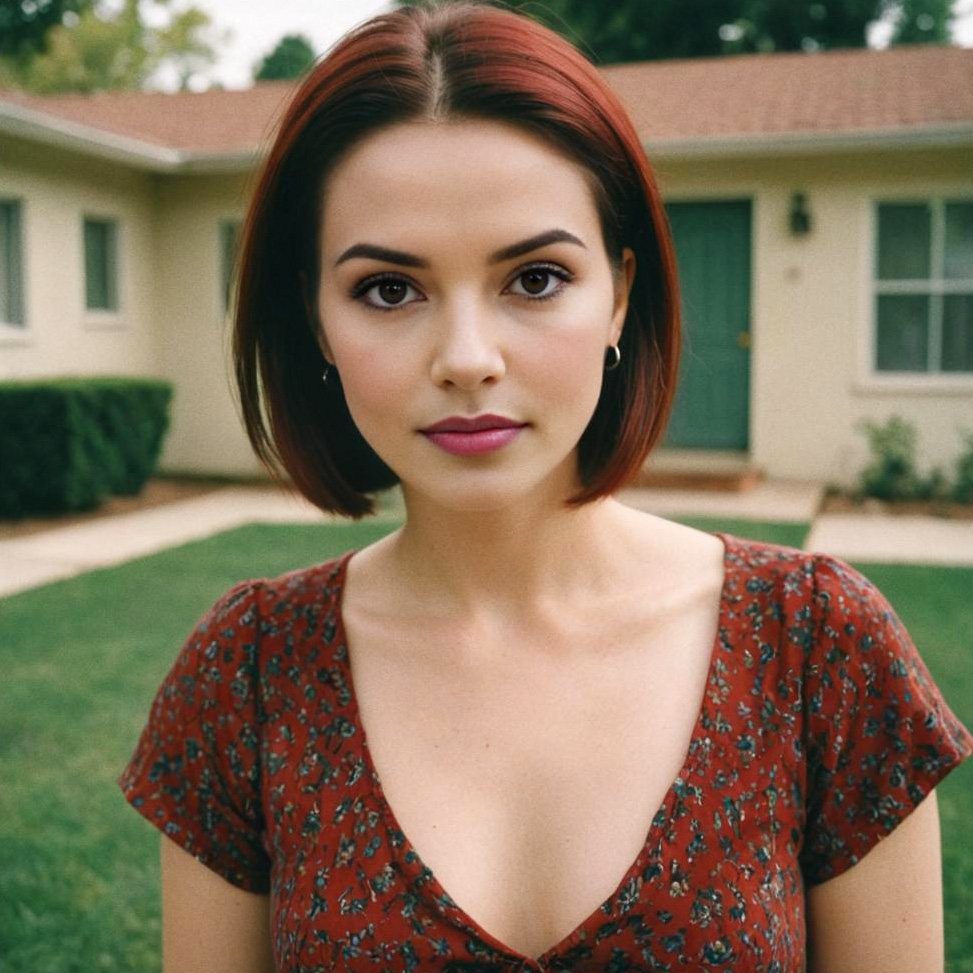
[329,531,736,967]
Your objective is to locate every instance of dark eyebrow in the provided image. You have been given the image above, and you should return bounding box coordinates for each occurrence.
[333,229,586,269]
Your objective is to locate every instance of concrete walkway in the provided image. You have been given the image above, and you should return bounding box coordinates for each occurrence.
[3,480,973,598]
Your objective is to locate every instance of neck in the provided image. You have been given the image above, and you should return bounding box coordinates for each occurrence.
[385,487,641,624]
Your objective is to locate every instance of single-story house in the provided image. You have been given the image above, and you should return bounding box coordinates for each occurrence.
[1,44,971,487]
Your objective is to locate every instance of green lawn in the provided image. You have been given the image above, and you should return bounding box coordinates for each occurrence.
[2,518,971,971]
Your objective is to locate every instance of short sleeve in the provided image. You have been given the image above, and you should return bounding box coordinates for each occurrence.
[118,580,271,893]
[799,553,973,886]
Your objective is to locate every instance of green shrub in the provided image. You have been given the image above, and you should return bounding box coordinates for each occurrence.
[857,415,928,501]
[954,430,973,504]
[86,379,174,495]
[0,377,172,518]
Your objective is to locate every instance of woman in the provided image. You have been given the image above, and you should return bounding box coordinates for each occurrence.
[119,2,973,970]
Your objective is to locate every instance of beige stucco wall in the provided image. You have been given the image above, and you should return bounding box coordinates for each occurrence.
[656,146,973,487]
[3,130,970,488]
[0,137,262,477]
[0,137,160,379]
[152,172,262,477]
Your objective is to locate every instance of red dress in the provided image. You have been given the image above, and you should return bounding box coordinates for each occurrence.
[119,532,973,972]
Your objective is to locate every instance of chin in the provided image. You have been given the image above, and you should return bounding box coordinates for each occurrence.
[401,462,581,515]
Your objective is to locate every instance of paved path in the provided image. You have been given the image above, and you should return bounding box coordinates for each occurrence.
[3,480,973,597]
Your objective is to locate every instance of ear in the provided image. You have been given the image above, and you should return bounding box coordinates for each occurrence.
[299,270,334,365]
[610,247,636,346]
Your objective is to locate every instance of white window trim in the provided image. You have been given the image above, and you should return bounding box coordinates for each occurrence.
[857,193,973,393]
[81,212,126,329]
[0,196,30,344]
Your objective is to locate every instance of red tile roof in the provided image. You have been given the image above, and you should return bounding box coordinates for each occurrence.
[601,44,973,141]
[0,80,296,154]
[1,44,971,161]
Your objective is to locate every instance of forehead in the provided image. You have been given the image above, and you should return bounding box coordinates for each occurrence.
[320,119,602,253]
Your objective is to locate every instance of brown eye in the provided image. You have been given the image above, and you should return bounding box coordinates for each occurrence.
[520,269,551,295]
[352,274,421,311]
[508,264,572,301]
[377,280,408,304]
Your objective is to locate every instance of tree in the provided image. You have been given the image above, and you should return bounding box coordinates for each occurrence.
[890,0,953,43]
[253,33,316,81]
[0,0,90,59]
[394,0,954,63]
[0,0,218,93]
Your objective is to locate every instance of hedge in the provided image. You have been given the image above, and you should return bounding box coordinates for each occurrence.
[0,377,173,518]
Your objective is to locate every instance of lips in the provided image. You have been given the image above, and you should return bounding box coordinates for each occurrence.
[419,414,528,456]
[421,414,526,434]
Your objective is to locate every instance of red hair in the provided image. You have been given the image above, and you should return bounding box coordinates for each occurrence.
[233,0,681,518]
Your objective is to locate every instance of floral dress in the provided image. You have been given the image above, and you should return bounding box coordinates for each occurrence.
[119,532,973,972]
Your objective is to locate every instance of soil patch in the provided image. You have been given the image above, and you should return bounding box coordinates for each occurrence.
[0,477,239,540]
[820,491,973,520]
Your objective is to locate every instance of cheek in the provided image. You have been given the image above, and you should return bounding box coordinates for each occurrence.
[327,332,415,436]
[515,326,607,434]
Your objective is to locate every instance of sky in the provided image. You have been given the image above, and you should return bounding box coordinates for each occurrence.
[178,0,973,91]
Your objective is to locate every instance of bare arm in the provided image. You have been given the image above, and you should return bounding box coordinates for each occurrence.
[806,789,945,973]
[161,835,276,973]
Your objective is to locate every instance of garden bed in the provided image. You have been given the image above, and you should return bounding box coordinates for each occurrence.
[821,490,973,520]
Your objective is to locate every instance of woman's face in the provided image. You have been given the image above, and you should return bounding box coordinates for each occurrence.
[316,118,635,513]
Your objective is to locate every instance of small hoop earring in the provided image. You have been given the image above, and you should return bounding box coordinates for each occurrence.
[604,344,622,370]
[322,364,332,384]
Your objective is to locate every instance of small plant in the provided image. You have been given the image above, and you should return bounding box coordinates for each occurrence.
[954,430,973,504]
[856,415,927,501]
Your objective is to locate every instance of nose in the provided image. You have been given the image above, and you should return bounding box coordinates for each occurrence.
[429,300,506,390]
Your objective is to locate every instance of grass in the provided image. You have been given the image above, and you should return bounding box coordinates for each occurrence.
[2,518,971,971]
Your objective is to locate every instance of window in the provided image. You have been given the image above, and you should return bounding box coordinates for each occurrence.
[874,200,973,374]
[0,199,25,326]
[220,220,241,312]
[84,217,119,312]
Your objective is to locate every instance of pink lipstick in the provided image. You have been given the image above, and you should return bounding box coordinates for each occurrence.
[420,414,527,456]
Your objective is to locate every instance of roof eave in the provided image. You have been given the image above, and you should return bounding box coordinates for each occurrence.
[647,123,973,159]
[3,97,972,169]
[173,151,262,173]
[0,98,181,170]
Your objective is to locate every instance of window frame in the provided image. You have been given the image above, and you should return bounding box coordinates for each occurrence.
[860,194,973,392]
[0,196,28,341]
[82,212,125,327]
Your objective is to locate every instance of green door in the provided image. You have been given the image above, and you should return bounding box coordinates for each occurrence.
[664,201,752,449]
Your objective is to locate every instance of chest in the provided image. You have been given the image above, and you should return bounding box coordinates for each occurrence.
[339,599,720,960]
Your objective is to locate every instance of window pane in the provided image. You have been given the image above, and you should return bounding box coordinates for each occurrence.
[220,221,240,311]
[84,218,118,311]
[876,203,931,280]
[942,294,973,372]
[876,294,929,371]
[944,202,973,280]
[0,200,24,325]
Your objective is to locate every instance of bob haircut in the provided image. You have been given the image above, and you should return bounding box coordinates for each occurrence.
[233,0,681,519]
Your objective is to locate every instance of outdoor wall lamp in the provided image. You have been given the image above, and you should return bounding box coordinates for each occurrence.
[790,192,812,235]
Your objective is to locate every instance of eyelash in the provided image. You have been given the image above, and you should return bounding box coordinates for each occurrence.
[349,262,575,313]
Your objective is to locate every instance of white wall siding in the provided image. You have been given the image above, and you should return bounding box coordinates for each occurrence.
[153,173,262,477]
[657,146,973,487]
[0,137,159,379]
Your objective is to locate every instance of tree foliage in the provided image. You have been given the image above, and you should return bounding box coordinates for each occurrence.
[394,0,956,63]
[0,0,90,59]
[0,0,217,93]
[891,0,953,43]
[253,33,316,81]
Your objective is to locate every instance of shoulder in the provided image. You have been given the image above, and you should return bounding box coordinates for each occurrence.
[196,551,352,637]
[164,552,354,704]
[720,532,893,626]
